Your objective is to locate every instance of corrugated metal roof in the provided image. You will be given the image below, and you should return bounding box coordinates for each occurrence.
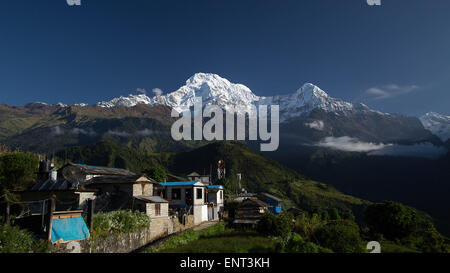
[187,172,200,177]
[260,192,283,202]
[134,196,168,203]
[207,185,223,189]
[66,163,135,176]
[86,175,156,185]
[31,178,70,191]
[240,198,269,208]
[159,181,207,187]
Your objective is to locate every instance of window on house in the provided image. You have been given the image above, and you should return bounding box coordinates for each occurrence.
[172,188,181,200]
[155,203,161,216]
[220,190,223,200]
[196,188,202,199]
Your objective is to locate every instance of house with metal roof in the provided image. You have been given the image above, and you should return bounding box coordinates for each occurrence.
[157,181,224,224]
[258,192,283,214]
[206,185,224,221]
[133,196,169,219]
[19,161,156,213]
[157,181,208,224]
[233,198,269,226]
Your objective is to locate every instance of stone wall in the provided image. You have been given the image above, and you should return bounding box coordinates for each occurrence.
[52,215,196,253]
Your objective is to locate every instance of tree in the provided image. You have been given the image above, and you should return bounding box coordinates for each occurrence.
[257,212,294,245]
[294,213,325,240]
[143,166,167,182]
[364,201,421,240]
[284,233,333,253]
[0,152,38,193]
[313,219,365,253]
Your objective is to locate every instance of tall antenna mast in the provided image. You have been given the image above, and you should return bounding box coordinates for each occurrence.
[217,160,225,180]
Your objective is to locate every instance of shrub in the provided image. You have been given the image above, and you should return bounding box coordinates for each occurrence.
[364,201,422,240]
[402,228,449,253]
[313,219,365,253]
[294,213,325,240]
[0,224,49,253]
[284,233,333,253]
[92,210,150,237]
[257,212,294,244]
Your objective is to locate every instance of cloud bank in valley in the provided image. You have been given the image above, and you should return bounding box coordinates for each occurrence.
[368,142,447,159]
[315,136,447,159]
[305,120,324,131]
[50,126,97,137]
[315,136,389,152]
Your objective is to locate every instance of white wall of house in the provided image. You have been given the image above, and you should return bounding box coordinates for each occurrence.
[194,204,208,224]
[193,186,205,205]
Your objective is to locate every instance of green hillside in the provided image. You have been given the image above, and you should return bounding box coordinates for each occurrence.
[56,141,370,219]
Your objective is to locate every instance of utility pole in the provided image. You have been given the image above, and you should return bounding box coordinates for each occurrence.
[46,196,55,241]
[87,199,95,232]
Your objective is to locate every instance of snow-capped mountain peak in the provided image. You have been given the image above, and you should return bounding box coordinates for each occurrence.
[95,73,380,122]
[420,112,450,141]
[97,93,152,108]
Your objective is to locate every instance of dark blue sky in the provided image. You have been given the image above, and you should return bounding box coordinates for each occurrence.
[1,0,449,116]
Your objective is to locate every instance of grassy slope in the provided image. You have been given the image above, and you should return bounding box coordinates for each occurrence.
[148,222,277,253]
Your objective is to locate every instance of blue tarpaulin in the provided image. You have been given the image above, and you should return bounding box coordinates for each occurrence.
[50,216,90,244]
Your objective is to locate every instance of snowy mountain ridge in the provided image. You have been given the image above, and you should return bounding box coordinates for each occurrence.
[96,73,377,122]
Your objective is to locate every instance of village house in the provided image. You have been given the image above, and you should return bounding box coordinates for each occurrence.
[133,195,169,219]
[18,162,103,212]
[84,174,161,212]
[18,161,164,213]
[233,198,269,227]
[157,181,224,224]
[206,185,224,221]
[258,192,283,214]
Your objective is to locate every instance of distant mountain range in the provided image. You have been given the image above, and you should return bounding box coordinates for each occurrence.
[82,73,449,144]
[1,72,449,154]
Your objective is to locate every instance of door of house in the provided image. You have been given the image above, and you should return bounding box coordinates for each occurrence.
[208,207,215,221]
[185,188,193,206]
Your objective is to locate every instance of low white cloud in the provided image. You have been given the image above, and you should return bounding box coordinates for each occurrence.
[137,129,158,136]
[305,120,324,131]
[107,129,161,137]
[136,88,147,95]
[107,130,131,137]
[363,84,419,100]
[50,126,64,136]
[315,136,389,152]
[315,136,447,159]
[71,127,96,136]
[50,126,96,137]
[368,142,447,159]
[152,88,163,97]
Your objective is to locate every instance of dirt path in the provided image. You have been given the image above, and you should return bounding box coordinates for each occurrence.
[192,219,219,231]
